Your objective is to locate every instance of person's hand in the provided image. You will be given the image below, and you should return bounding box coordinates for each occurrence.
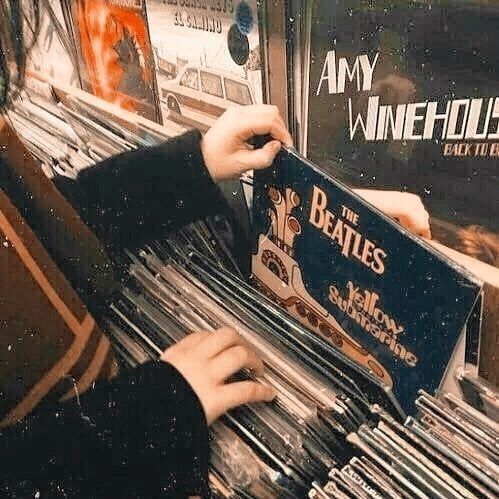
[354,189,432,239]
[201,105,293,182]
[160,327,276,425]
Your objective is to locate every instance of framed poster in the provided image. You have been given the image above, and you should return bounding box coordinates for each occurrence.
[145,0,264,131]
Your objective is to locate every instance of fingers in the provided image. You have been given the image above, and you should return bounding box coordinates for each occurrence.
[399,215,431,238]
[202,326,266,379]
[202,104,292,182]
[203,326,245,358]
[211,344,264,380]
[234,140,281,171]
[396,193,431,237]
[159,325,274,425]
[233,105,293,147]
[397,214,430,237]
[353,189,431,239]
[175,330,212,352]
[221,380,276,411]
[160,330,211,363]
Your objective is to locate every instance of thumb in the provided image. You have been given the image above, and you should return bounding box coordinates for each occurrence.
[234,140,281,172]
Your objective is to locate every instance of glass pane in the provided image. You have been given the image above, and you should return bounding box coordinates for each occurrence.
[225,79,253,105]
[180,68,199,90]
[200,71,224,98]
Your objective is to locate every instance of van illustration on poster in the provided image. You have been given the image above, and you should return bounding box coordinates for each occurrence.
[145,0,262,131]
[251,149,482,414]
[302,0,499,382]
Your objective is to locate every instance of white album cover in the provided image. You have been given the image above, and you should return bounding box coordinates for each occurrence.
[145,0,263,131]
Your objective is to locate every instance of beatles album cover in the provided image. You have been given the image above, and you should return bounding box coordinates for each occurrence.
[302,0,499,385]
[67,0,160,122]
[145,0,262,131]
[251,148,482,414]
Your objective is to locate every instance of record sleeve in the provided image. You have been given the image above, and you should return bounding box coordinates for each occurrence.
[251,148,482,414]
[145,0,263,131]
[24,0,81,99]
[64,0,160,123]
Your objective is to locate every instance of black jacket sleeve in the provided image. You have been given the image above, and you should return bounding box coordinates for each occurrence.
[54,129,229,254]
[0,131,216,497]
[0,361,210,498]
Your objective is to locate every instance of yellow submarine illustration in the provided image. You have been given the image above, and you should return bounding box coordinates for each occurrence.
[251,185,393,387]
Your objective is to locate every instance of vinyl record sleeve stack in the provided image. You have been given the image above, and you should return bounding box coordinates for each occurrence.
[104,227,499,498]
[310,390,499,499]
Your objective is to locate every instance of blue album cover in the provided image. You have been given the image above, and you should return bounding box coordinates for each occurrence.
[251,149,483,414]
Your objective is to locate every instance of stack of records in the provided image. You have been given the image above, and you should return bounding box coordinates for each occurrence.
[6,92,168,178]
[6,78,498,499]
[5,81,185,180]
[456,368,499,422]
[7,2,497,495]
[106,230,375,496]
[6,86,498,499]
[100,223,498,498]
[311,390,499,499]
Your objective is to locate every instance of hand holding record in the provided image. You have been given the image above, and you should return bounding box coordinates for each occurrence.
[201,105,293,182]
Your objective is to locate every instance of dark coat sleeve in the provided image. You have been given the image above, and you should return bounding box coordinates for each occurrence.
[0,132,217,497]
[0,361,210,498]
[53,129,229,254]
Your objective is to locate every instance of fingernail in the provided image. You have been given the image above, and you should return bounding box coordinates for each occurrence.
[267,386,278,400]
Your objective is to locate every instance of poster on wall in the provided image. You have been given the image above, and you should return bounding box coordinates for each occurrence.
[302,0,499,379]
[66,0,160,123]
[251,149,482,414]
[25,1,80,95]
[145,0,263,131]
